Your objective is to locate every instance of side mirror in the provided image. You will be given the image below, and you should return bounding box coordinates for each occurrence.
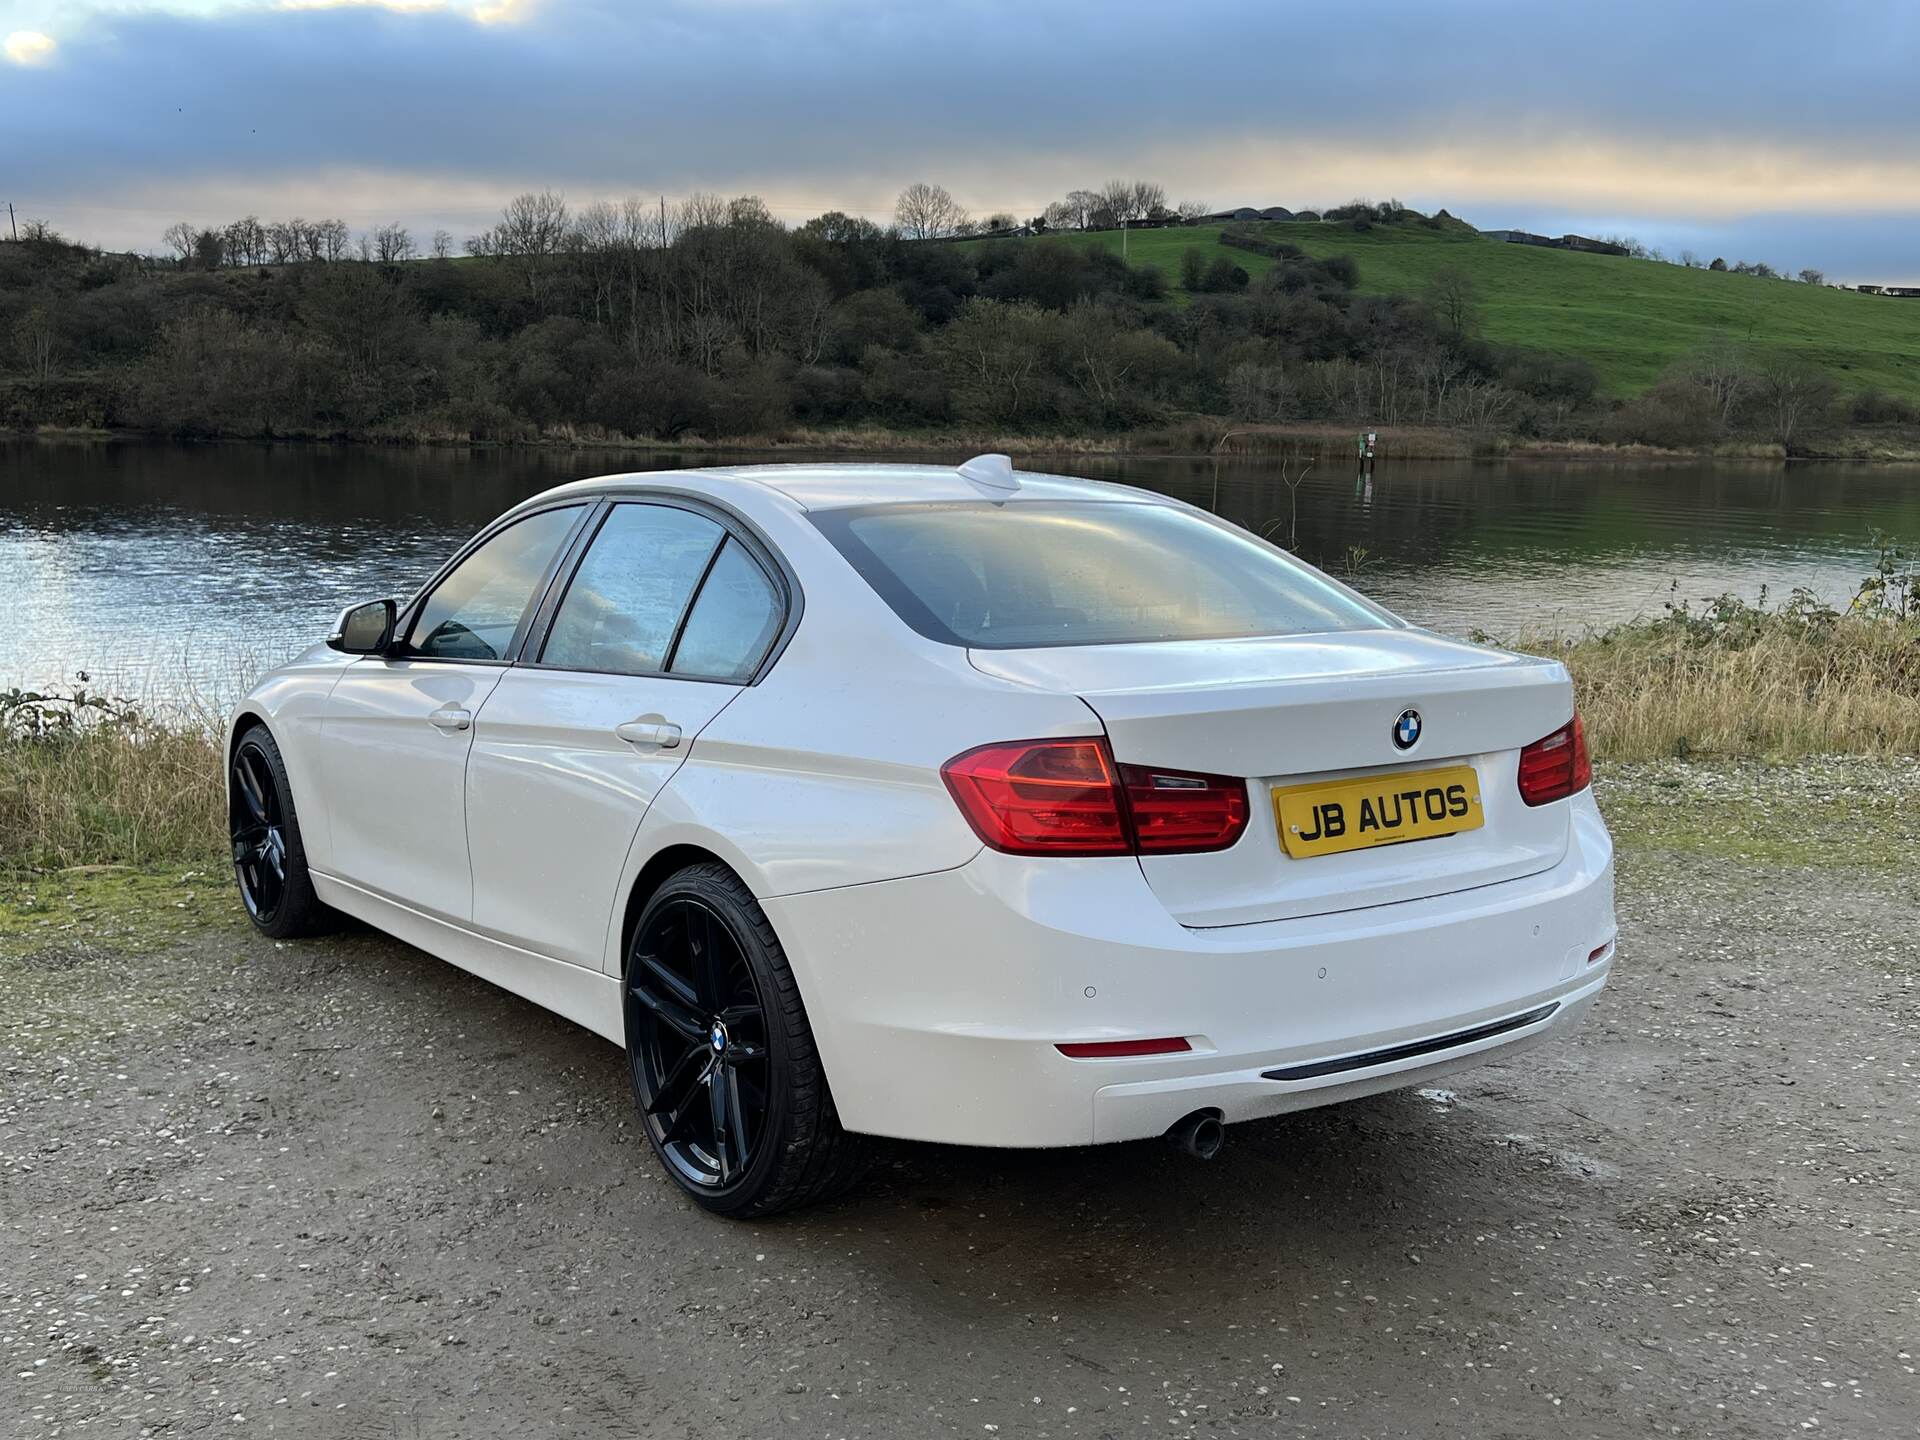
[327,598,397,655]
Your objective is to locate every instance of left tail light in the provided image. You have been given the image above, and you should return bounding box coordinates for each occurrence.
[941,737,1249,857]
[1517,713,1592,806]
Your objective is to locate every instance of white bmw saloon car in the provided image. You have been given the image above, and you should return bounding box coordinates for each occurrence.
[228,456,1615,1216]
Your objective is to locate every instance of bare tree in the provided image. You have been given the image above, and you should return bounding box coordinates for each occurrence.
[894,182,967,240]
[1681,339,1754,426]
[315,218,350,263]
[431,229,454,260]
[1677,249,1700,268]
[1755,356,1835,449]
[1424,266,1478,340]
[15,301,59,383]
[222,215,267,266]
[162,221,197,262]
[373,222,417,264]
[1046,189,1101,231]
[266,219,304,264]
[1130,180,1167,220]
[1175,199,1210,223]
[1099,179,1136,224]
[468,190,571,301]
[1798,267,1825,286]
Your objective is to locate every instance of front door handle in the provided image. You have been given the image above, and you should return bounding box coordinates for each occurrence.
[615,717,682,749]
[427,706,472,732]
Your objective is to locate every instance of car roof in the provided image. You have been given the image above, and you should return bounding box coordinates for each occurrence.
[514,459,1162,515]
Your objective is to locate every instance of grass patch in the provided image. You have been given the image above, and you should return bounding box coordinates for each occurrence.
[1003,223,1920,400]
[1502,586,1920,762]
[0,689,225,871]
[1597,758,1920,871]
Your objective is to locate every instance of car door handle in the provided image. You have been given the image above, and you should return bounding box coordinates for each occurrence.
[427,706,472,732]
[615,717,682,749]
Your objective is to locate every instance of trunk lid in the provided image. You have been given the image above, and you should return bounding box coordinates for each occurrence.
[970,630,1575,926]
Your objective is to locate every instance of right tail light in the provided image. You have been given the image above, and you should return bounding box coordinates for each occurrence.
[1517,713,1591,806]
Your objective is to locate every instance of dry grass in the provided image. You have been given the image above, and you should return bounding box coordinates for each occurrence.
[0,702,224,871]
[1516,613,1920,761]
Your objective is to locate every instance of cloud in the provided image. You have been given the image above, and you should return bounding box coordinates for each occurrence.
[4,29,56,64]
[4,0,1918,279]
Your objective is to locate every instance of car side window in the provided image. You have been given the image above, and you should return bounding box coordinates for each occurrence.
[540,503,724,676]
[406,505,584,662]
[669,538,784,682]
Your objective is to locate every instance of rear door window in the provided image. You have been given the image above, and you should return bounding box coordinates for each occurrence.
[540,504,723,675]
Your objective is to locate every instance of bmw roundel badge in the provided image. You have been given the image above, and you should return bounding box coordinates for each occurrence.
[1393,709,1422,750]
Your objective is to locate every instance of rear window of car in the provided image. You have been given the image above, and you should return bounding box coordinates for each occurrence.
[811,500,1392,649]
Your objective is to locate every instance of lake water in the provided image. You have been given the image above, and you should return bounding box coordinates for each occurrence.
[3,438,1917,707]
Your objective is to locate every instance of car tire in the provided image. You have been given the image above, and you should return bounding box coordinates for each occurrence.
[623,862,868,1218]
[229,725,333,940]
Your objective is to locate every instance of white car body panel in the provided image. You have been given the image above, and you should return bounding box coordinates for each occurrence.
[318,658,506,919]
[465,666,740,966]
[765,792,1613,1146]
[230,460,1617,1150]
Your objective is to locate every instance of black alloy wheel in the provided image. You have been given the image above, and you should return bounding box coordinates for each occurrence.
[231,743,290,922]
[228,726,330,939]
[627,894,771,1189]
[623,863,867,1217]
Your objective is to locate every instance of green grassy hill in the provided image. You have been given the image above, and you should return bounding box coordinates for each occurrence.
[1006,223,1920,399]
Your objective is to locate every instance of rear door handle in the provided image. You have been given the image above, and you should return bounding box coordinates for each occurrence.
[427,706,472,732]
[615,717,682,749]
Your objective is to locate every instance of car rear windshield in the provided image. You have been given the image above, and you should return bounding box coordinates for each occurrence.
[811,500,1392,649]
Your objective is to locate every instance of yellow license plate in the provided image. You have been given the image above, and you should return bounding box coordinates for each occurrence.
[1272,766,1483,859]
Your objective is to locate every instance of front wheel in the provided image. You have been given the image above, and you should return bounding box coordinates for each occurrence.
[229,725,331,939]
[623,863,867,1218]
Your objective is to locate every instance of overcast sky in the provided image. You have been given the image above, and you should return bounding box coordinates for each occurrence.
[4,0,1918,282]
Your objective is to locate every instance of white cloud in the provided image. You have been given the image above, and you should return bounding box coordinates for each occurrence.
[4,29,57,65]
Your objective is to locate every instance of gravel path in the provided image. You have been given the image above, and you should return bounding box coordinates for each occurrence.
[2,762,1916,1438]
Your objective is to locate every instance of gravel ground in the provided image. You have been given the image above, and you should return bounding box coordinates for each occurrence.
[2,760,1917,1439]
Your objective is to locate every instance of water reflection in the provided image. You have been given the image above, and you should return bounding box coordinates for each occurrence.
[2,438,1916,702]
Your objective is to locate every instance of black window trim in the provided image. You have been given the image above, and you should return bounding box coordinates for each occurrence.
[390,499,598,668]
[518,491,798,688]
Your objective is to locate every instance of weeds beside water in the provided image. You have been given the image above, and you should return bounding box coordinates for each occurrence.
[1501,543,1920,761]
[0,684,224,870]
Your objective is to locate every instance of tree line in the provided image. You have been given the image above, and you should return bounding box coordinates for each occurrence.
[0,189,1906,449]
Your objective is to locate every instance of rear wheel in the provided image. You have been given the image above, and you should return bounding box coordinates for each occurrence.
[229,726,331,939]
[623,863,867,1218]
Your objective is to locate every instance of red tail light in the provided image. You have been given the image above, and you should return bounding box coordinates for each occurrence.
[1121,763,1250,853]
[1517,713,1591,806]
[942,738,1249,857]
[941,738,1130,855]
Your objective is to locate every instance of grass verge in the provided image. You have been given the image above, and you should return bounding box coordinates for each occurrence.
[1505,589,1920,761]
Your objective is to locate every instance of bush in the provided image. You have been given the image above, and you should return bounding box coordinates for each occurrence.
[1501,568,1920,760]
[1850,388,1919,426]
[1604,379,1726,448]
[790,364,864,423]
[586,362,720,438]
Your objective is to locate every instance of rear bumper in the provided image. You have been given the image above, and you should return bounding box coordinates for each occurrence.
[764,793,1615,1148]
